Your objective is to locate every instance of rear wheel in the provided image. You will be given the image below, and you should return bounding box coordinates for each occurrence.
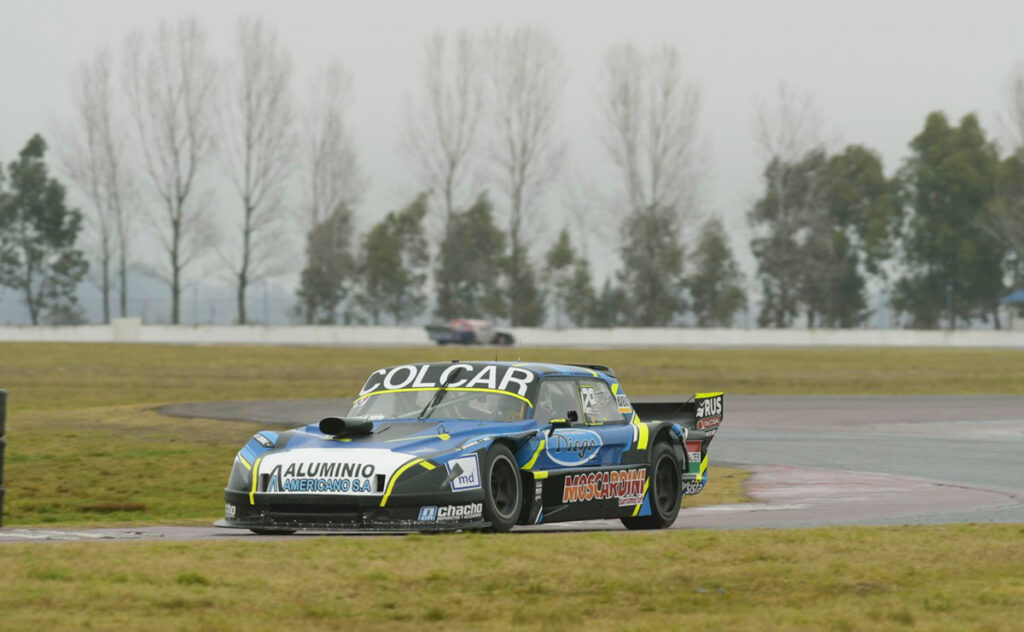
[620,442,681,530]
[482,444,522,532]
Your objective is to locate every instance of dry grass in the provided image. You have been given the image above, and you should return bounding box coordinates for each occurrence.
[2,343,1024,413]
[0,524,1022,631]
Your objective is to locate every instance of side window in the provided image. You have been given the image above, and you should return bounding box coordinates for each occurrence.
[576,380,626,425]
[534,379,581,424]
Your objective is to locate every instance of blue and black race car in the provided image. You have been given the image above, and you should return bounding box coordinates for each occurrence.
[217,361,724,534]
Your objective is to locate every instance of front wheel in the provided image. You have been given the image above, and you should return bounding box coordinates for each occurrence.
[621,442,682,530]
[482,444,523,532]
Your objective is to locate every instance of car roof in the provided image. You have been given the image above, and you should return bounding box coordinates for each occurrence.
[380,360,614,380]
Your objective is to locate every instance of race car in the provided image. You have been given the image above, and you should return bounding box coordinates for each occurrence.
[216,361,723,534]
[425,319,515,346]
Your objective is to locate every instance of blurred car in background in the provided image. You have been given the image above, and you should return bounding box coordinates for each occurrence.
[426,319,515,346]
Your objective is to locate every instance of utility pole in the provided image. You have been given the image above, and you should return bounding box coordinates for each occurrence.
[263,279,269,325]
[946,283,954,331]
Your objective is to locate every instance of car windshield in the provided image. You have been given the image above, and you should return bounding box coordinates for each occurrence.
[348,389,528,422]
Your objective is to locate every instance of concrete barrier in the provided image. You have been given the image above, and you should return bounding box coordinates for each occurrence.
[2,318,1024,348]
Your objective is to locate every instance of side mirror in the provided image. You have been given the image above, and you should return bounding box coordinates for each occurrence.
[546,411,578,436]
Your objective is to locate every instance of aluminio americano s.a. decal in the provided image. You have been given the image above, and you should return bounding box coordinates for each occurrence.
[257,448,413,495]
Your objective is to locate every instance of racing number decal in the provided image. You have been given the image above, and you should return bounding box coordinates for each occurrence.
[579,385,597,414]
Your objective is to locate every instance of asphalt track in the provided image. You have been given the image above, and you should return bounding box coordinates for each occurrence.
[2,395,1022,542]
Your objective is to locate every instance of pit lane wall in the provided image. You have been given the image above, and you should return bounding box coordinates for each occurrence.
[2,318,1024,348]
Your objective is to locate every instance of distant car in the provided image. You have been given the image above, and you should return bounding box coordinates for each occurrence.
[217,361,724,533]
[426,319,515,346]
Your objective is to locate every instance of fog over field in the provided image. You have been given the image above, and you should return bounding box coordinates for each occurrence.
[1,0,1022,326]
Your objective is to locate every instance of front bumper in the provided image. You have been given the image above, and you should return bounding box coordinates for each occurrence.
[217,489,490,532]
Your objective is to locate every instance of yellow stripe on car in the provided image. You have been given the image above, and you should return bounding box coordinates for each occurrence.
[632,412,649,450]
[384,433,451,443]
[697,454,709,482]
[631,477,651,517]
[379,458,424,507]
[237,455,251,471]
[695,391,723,399]
[419,461,436,470]
[522,439,545,470]
[249,456,263,505]
[356,386,532,407]
[533,470,549,480]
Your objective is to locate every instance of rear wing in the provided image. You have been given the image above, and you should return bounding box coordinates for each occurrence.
[631,392,723,442]
[632,393,723,496]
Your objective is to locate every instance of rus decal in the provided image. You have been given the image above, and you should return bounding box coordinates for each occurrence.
[561,468,646,507]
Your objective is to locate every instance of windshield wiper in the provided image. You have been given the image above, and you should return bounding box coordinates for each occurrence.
[418,367,463,420]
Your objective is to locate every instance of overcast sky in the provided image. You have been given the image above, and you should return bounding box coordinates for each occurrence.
[2,0,1023,322]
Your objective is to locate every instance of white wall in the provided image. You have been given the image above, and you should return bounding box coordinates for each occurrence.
[2,318,1024,348]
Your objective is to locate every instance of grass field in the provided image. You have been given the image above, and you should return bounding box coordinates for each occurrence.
[3,343,1024,413]
[2,343,1023,631]
[0,525,1022,631]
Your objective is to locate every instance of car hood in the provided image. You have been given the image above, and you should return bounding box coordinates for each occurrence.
[241,417,539,466]
[239,418,539,497]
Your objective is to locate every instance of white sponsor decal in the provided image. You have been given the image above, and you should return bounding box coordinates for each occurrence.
[359,364,535,397]
[419,503,483,522]
[616,393,631,413]
[258,448,413,495]
[683,481,706,495]
[687,451,702,465]
[225,503,237,518]
[446,454,481,491]
[696,395,722,419]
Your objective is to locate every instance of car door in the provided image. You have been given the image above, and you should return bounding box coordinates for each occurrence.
[571,378,633,467]
[535,377,644,522]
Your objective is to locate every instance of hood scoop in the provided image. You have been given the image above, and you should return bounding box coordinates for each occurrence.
[319,417,374,438]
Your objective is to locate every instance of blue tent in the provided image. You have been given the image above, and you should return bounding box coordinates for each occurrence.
[1002,289,1024,305]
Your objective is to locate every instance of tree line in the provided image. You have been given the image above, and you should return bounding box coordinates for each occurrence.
[1,17,1023,329]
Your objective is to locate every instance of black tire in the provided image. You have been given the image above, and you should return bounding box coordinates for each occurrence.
[620,442,682,530]
[482,444,523,532]
[249,528,297,535]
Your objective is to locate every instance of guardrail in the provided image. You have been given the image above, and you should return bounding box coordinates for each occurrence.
[1,319,1024,348]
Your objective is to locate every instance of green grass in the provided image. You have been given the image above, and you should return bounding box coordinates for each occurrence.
[0,525,1022,631]
[2,343,1024,412]
[1,343,1023,629]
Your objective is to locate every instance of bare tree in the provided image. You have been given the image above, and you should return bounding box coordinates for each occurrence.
[983,63,1024,288]
[219,17,295,324]
[61,48,135,323]
[485,25,565,325]
[750,82,825,237]
[601,44,702,216]
[1005,61,1024,158]
[303,60,365,232]
[755,83,823,168]
[404,30,483,232]
[123,17,217,324]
